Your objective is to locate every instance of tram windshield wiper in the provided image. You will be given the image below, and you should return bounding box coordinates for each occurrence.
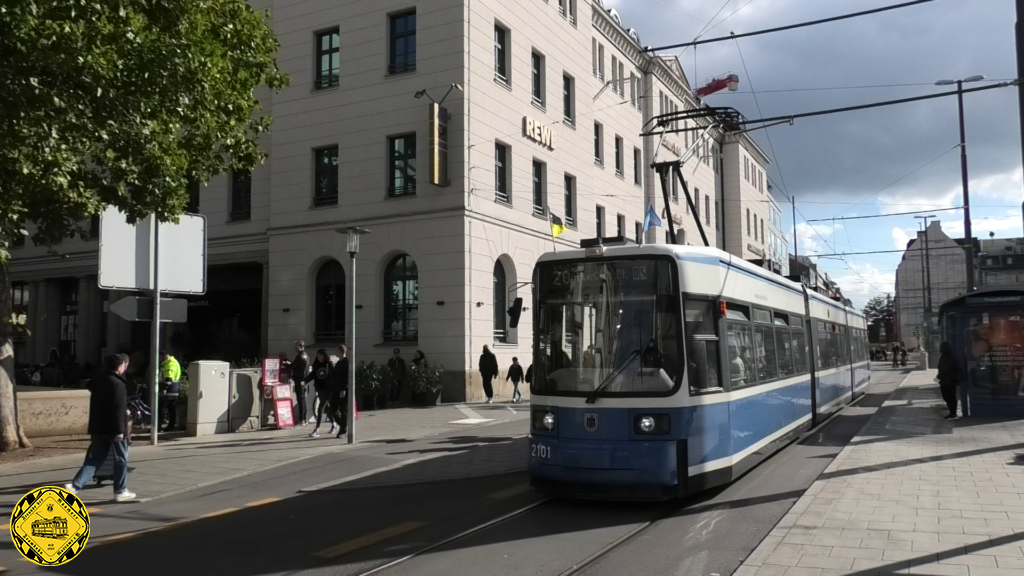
[585,350,640,404]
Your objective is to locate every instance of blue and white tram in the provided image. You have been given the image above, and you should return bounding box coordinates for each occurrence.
[527,243,870,500]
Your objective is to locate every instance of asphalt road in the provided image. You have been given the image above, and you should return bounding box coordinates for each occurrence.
[1,365,911,576]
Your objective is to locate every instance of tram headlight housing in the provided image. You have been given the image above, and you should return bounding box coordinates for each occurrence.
[532,409,557,432]
[634,414,671,435]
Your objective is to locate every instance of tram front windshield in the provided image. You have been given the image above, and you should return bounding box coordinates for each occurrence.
[532,258,681,397]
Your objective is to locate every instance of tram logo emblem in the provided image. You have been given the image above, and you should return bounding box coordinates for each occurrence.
[584,413,599,432]
[10,486,90,566]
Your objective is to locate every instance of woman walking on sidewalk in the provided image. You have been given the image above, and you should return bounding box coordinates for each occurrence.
[303,349,339,437]
[937,341,960,420]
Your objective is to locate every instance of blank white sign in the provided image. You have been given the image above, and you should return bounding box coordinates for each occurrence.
[98,206,207,294]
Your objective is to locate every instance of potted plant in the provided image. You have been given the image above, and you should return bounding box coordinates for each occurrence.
[410,361,444,406]
[356,361,387,410]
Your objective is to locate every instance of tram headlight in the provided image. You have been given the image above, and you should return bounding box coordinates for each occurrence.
[634,414,671,435]
[532,409,557,432]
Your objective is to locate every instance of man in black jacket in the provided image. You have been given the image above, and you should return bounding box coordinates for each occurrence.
[479,345,498,403]
[506,357,524,403]
[330,345,349,438]
[66,353,135,501]
[292,340,310,425]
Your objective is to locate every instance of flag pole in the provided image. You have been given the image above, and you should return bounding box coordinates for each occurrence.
[548,213,557,253]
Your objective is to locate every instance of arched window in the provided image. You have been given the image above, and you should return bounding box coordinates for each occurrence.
[384,255,418,341]
[315,260,346,341]
[493,260,507,342]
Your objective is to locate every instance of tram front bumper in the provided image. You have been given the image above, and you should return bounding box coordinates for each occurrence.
[528,435,682,489]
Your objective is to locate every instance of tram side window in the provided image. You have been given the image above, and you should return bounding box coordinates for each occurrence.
[753,309,778,382]
[774,315,794,377]
[791,317,808,374]
[684,299,721,392]
[838,327,850,365]
[816,321,837,369]
[726,306,755,388]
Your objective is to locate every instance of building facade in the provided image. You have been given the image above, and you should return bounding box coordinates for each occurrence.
[8,0,782,400]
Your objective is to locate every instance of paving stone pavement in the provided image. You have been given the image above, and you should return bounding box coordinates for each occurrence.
[0,402,527,510]
[735,370,1024,576]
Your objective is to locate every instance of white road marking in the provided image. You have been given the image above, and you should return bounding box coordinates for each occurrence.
[449,418,493,424]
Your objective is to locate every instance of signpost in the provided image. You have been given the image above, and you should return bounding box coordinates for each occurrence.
[109,296,188,323]
[99,207,207,446]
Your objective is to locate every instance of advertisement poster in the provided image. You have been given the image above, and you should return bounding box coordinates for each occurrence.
[262,358,281,400]
[275,399,295,428]
[969,311,1024,400]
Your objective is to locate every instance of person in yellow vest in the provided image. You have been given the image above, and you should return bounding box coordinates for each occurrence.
[159,351,182,432]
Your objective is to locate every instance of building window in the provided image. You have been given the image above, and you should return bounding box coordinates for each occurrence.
[634,147,642,185]
[635,222,642,244]
[596,205,605,237]
[715,200,720,230]
[58,279,78,360]
[494,25,509,85]
[564,0,577,25]
[315,260,346,342]
[493,260,507,342]
[564,174,576,227]
[614,136,623,176]
[389,11,417,74]
[598,44,605,81]
[593,122,603,165]
[705,195,711,226]
[383,255,418,342]
[630,72,637,107]
[186,181,201,214]
[531,51,545,106]
[494,143,510,203]
[672,175,679,204]
[694,189,699,217]
[11,282,28,344]
[89,215,100,240]
[230,170,252,221]
[313,146,339,206]
[532,160,546,216]
[617,62,625,96]
[591,38,597,76]
[388,134,416,197]
[314,29,340,89]
[761,218,765,244]
[746,208,751,237]
[611,56,618,93]
[616,214,625,237]
[562,74,575,126]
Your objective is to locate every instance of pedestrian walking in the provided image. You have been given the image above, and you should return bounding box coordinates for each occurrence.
[506,357,524,403]
[900,343,908,367]
[387,348,407,405]
[479,345,498,403]
[411,350,427,367]
[937,341,960,420]
[330,345,349,438]
[65,353,136,502]
[158,351,182,432]
[292,340,311,425]
[891,343,900,368]
[303,349,338,437]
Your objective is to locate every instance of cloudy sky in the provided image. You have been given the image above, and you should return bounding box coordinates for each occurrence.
[604,0,1023,308]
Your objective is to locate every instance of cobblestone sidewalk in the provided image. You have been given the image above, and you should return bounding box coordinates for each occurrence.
[0,402,527,510]
[736,370,1024,576]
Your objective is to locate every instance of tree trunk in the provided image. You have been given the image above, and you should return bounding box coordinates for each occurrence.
[0,262,31,451]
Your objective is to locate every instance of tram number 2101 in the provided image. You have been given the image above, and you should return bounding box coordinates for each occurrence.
[531,443,552,459]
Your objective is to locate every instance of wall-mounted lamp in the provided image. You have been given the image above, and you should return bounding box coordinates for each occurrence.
[436,301,445,306]
[412,83,464,105]
[476,302,484,307]
[355,304,363,310]
[283,308,291,313]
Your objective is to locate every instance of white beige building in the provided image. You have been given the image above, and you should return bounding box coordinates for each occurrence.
[8,0,783,401]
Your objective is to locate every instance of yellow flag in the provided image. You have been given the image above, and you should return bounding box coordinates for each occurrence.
[550,215,567,238]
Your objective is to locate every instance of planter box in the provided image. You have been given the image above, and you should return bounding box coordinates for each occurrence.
[412,390,441,407]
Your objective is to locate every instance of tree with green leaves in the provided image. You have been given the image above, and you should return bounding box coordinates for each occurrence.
[0,0,288,451]
[862,295,894,344]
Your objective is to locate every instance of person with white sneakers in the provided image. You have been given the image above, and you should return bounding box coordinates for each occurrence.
[506,357,524,403]
[66,353,136,502]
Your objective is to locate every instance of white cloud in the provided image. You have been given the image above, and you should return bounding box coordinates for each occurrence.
[794,222,842,255]
[941,213,1023,239]
[891,227,911,250]
[827,262,897,310]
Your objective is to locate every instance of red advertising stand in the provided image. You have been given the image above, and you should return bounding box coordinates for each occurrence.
[262,358,294,429]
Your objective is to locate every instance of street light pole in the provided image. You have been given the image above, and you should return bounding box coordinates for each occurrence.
[341,227,369,445]
[937,75,984,292]
[914,214,936,313]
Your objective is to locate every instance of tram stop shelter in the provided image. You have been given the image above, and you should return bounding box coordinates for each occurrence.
[940,288,1024,417]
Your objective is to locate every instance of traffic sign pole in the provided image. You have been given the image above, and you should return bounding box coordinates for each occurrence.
[150,219,161,447]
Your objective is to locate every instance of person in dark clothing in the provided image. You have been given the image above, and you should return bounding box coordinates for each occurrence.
[891,343,900,368]
[330,345,349,438]
[303,349,337,437]
[66,353,136,501]
[900,344,908,367]
[292,340,310,425]
[937,341,960,419]
[506,357,524,403]
[411,350,427,367]
[479,345,499,403]
[387,349,407,405]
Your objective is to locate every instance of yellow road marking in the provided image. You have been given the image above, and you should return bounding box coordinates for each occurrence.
[201,508,240,518]
[315,521,427,559]
[487,485,531,499]
[245,498,281,507]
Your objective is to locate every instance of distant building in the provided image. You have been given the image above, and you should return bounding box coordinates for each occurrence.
[978,237,1024,287]
[893,220,975,350]
[789,255,845,303]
